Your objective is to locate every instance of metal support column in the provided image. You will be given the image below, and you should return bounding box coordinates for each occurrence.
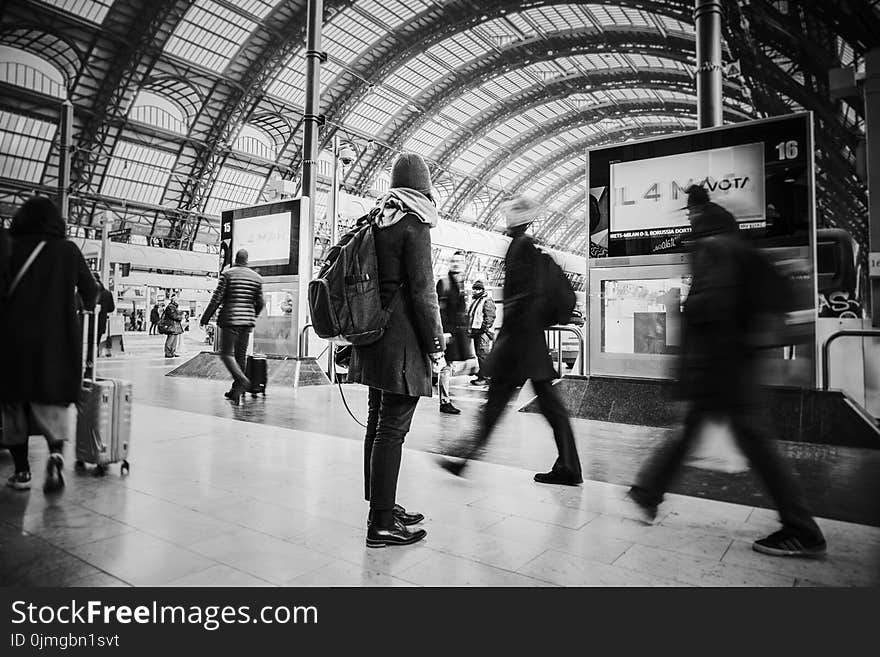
[326,133,340,381]
[298,0,324,355]
[100,212,111,283]
[866,49,880,327]
[58,100,73,219]
[694,0,724,128]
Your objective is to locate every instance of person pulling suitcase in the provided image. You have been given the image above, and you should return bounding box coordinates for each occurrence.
[200,248,265,405]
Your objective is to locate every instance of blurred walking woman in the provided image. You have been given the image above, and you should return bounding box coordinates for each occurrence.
[0,196,98,492]
[347,153,445,548]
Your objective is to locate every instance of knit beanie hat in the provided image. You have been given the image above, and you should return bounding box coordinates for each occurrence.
[472,280,485,291]
[501,194,540,229]
[390,153,432,197]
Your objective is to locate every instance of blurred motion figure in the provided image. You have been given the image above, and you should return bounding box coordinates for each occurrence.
[629,186,826,557]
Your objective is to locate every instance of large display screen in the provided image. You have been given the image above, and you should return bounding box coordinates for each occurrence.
[609,142,766,239]
[233,212,291,267]
[220,199,302,277]
[589,113,813,258]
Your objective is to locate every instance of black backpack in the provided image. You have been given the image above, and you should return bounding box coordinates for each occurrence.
[747,249,812,349]
[536,249,576,327]
[308,212,401,346]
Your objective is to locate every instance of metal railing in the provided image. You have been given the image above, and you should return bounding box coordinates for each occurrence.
[545,324,586,378]
[821,329,880,391]
[299,322,334,379]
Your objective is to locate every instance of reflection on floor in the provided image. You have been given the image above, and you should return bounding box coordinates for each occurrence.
[1,338,879,587]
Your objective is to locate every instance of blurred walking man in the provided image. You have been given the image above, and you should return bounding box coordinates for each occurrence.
[438,195,582,486]
[629,185,826,557]
[436,251,473,414]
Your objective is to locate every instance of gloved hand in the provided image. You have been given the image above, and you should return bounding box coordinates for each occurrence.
[429,352,446,374]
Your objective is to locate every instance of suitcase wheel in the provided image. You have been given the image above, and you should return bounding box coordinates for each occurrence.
[94,464,108,477]
[121,460,130,475]
[74,460,86,472]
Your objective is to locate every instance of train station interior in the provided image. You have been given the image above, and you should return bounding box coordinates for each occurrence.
[1,0,879,588]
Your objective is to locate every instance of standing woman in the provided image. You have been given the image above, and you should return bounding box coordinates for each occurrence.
[348,152,445,548]
[0,196,98,491]
[161,295,184,358]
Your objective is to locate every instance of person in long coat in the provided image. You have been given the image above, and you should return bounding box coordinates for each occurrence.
[0,196,98,492]
[162,296,184,358]
[438,195,583,486]
[347,152,445,548]
[629,186,826,558]
[436,250,474,414]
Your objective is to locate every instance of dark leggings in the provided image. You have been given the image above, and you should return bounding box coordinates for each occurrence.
[8,439,63,473]
[363,387,419,527]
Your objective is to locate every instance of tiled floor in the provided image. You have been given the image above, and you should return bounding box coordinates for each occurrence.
[1,341,879,587]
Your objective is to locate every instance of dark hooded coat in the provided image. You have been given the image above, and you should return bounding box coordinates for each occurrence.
[0,197,98,404]
[678,201,759,410]
[483,230,557,383]
[348,213,444,397]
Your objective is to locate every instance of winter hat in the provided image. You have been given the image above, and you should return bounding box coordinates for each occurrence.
[472,280,485,291]
[501,194,540,229]
[390,153,432,198]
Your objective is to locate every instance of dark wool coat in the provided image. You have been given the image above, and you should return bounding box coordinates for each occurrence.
[484,231,556,383]
[96,286,115,337]
[0,198,98,405]
[162,301,184,335]
[677,202,759,410]
[348,214,444,397]
[437,274,473,362]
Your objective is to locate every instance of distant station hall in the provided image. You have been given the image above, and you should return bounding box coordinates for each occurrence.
[1,0,879,588]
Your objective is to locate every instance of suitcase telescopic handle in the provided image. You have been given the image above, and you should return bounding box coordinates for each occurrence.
[81,303,101,380]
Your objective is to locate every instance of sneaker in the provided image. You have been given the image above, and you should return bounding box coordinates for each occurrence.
[627,486,659,525]
[752,529,827,558]
[440,402,461,415]
[43,453,65,493]
[6,471,32,490]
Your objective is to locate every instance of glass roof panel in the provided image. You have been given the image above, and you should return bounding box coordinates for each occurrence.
[203,167,264,216]
[354,0,433,31]
[37,0,113,25]
[100,141,175,205]
[0,110,56,184]
[164,0,256,74]
[235,0,279,20]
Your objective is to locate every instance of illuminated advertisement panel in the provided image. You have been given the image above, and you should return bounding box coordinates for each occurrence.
[220,199,302,277]
[233,212,291,267]
[588,113,812,258]
[609,142,766,238]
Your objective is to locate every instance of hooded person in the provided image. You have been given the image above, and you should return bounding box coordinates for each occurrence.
[347,152,445,548]
[0,196,98,492]
[437,194,583,486]
[629,185,826,558]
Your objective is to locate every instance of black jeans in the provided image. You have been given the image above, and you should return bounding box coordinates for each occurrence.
[363,387,419,521]
[219,326,252,394]
[456,378,582,477]
[634,403,823,540]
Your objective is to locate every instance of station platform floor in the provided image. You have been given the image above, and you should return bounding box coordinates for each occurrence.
[2,333,879,587]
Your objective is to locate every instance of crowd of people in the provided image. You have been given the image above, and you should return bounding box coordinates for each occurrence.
[0,152,826,561]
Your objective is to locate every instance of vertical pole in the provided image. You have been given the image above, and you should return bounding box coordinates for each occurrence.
[326,133,339,381]
[694,0,724,128]
[100,212,111,282]
[58,100,73,219]
[866,49,880,327]
[298,0,323,356]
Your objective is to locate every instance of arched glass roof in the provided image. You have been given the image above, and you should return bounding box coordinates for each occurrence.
[0,0,873,256]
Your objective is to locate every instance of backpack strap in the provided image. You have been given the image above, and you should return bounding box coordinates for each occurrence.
[8,240,46,296]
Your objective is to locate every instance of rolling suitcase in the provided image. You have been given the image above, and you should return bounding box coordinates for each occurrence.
[246,354,267,397]
[76,307,132,476]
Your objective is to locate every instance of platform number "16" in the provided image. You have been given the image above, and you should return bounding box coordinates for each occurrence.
[775,140,798,160]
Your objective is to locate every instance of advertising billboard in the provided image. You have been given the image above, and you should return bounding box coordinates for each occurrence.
[220,199,303,277]
[609,142,766,238]
[232,212,291,267]
[589,113,813,258]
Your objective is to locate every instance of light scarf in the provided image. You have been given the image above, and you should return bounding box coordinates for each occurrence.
[373,188,439,229]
